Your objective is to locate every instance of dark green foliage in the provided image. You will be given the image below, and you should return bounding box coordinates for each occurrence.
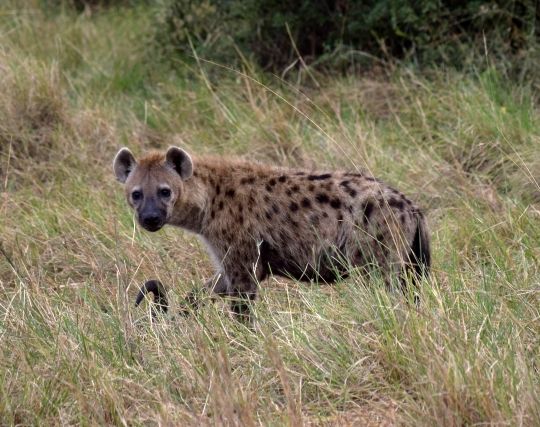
[154,0,539,71]
[41,0,147,12]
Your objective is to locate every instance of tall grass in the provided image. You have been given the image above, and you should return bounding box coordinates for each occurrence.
[0,2,539,425]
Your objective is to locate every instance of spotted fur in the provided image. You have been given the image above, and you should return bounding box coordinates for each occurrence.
[113,146,430,321]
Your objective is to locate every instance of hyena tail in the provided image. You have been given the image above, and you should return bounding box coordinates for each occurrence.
[135,280,169,317]
[409,213,431,279]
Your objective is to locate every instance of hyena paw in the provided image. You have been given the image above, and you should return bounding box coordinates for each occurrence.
[135,280,168,318]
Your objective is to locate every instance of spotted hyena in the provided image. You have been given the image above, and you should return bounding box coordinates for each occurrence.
[113,146,430,320]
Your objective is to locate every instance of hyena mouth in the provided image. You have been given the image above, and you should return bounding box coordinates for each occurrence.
[143,223,163,232]
[140,217,165,232]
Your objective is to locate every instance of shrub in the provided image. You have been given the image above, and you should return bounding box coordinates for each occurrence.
[154,0,539,71]
[41,0,146,12]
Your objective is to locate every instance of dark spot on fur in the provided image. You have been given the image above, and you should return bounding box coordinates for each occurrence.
[337,213,343,221]
[237,215,244,224]
[268,178,277,186]
[346,204,354,213]
[330,198,341,209]
[211,211,215,219]
[295,172,306,176]
[310,214,319,225]
[265,211,272,220]
[322,212,329,218]
[291,185,300,193]
[308,173,332,181]
[240,176,256,185]
[365,176,376,182]
[376,233,384,243]
[308,184,315,191]
[238,204,244,213]
[225,188,235,198]
[362,201,374,224]
[289,202,299,212]
[285,189,292,196]
[345,172,363,177]
[218,201,224,211]
[264,195,271,203]
[286,214,299,227]
[388,198,404,210]
[215,184,221,195]
[248,195,255,206]
[266,184,273,192]
[278,175,287,183]
[400,214,406,224]
[340,181,357,197]
[301,198,311,208]
[272,203,280,214]
[316,193,329,204]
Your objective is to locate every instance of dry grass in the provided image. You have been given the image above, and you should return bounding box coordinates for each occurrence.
[0,2,539,425]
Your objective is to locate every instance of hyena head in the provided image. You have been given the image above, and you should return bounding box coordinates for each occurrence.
[113,146,193,232]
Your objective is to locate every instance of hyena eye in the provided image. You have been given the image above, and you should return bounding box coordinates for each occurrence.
[132,190,142,201]
[159,188,171,198]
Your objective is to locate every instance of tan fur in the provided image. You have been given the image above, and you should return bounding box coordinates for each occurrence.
[114,147,430,319]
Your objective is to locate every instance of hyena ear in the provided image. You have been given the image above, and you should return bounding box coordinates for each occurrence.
[113,147,137,183]
[165,146,193,180]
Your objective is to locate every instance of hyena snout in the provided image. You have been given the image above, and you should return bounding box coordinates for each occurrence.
[139,209,167,232]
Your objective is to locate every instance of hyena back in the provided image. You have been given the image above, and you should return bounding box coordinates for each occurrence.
[113,146,430,319]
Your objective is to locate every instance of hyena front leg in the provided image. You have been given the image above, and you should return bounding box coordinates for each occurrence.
[179,272,230,316]
[223,258,265,323]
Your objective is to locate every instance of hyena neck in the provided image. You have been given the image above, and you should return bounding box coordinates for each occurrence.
[168,173,209,234]
[168,156,256,235]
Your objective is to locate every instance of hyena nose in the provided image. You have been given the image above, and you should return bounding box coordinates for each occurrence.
[142,215,162,230]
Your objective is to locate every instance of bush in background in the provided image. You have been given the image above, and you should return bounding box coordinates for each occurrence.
[41,0,146,12]
[153,0,539,72]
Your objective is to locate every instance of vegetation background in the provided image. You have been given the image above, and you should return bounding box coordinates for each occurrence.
[0,0,539,424]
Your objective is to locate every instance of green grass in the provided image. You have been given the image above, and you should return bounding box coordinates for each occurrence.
[0,2,539,425]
